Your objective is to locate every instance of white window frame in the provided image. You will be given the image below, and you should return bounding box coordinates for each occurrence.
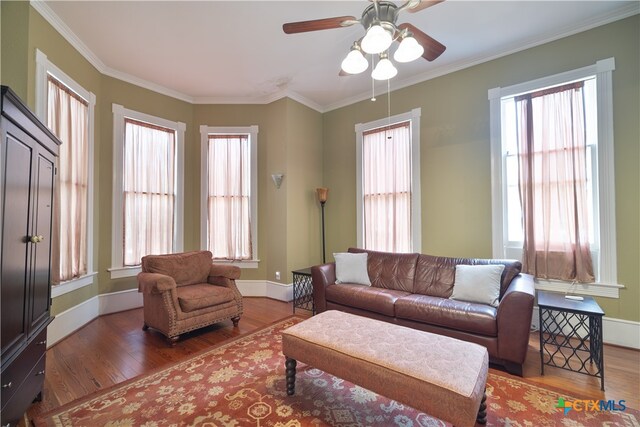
[110,104,185,278]
[355,108,422,252]
[35,49,97,298]
[489,57,622,298]
[199,125,259,268]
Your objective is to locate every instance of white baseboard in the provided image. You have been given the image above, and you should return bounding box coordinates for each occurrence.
[48,281,290,347]
[236,280,293,302]
[532,306,640,349]
[47,295,100,347]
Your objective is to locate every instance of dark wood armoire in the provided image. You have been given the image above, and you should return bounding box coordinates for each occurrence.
[1,86,60,426]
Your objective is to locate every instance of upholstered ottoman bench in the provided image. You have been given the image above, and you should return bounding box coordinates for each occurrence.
[282,310,489,427]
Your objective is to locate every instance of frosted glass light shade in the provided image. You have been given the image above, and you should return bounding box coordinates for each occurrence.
[341,49,369,74]
[361,25,393,54]
[394,36,424,63]
[371,57,397,80]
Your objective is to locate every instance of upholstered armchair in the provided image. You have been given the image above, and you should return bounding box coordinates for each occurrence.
[137,250,243,344]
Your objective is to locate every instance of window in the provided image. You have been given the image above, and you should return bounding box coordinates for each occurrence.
[489,58,621,297]
[200,126,258,267]
[356,109,421,253]
[35,49,96,297]
[111,105,185,278]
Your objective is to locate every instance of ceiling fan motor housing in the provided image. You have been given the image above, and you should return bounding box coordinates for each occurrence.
[361,1,399,31]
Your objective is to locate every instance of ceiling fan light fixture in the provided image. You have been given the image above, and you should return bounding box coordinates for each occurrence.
[371,54,397,80]
[394,35,424,63]
[341,45,369,74]
[361,24,393,54]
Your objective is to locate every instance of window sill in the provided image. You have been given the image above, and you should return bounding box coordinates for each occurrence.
[51,272,97,298]
[211,259,260,269]
[534,278,624,298]
[108,266,142,279]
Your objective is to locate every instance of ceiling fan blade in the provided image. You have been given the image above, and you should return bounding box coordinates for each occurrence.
[283,16,358,34]
[398,23,446,61]
[407,0,444,13]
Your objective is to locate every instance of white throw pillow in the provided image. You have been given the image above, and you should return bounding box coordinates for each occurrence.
[333,252,371,286]
[450,264,505,307]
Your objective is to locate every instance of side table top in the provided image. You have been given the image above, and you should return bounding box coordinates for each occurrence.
[292,267,312,275]
[537,290,604,316]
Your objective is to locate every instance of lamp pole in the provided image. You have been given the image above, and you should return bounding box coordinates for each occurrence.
[320,200,326,264]
[316,188,329,264]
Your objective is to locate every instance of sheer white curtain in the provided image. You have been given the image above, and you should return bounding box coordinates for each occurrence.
[207,135,252,260]
[123,119,175,265]
[47,76,89,283]
[516,82,594,282]
[363,121,412,252]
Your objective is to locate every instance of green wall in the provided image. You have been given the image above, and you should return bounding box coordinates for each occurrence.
[1,3,323,315]
[323,15,639,322]
[1,3,637,323]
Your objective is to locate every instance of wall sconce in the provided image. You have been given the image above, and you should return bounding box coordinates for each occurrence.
[271,173,284,189]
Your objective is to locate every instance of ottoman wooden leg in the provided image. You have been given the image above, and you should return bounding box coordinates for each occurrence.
[285,357,297,396]
[477,389,487,424]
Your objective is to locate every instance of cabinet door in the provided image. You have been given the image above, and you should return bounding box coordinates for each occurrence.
[29,153,55,333]
[0,124,33,359]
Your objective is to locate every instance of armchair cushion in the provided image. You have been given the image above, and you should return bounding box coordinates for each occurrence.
[176,284,236,313]
[141,250,213,287]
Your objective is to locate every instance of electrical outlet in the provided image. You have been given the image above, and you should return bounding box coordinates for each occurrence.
[275,271,281,280]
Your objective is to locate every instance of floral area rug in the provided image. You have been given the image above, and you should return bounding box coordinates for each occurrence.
[35,316,639,427]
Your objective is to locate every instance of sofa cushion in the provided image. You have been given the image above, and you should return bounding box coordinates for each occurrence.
[395,294,498,337]
[142,250,213,287]
[334,252,371,286]
[414,254,522,299]
[176,283,235,313]
[450,264,504,307]
[325,284,411,317]
[348,248,418,292]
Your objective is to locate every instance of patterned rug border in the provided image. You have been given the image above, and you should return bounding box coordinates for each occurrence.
[33,315,307,426]
[34,314,638,426]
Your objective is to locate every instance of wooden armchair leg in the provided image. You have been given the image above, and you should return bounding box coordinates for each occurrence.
[142,323,149,331]
[232,316,241,327]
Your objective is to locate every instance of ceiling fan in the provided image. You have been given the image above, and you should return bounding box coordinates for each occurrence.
[283,0,446,79]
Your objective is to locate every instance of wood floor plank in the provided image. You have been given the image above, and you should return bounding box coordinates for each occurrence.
[23,297,639,425]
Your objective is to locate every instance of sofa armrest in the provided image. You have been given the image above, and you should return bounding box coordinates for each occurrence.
[497,273,535,365]
[209,264,241,280]
[137,272,176,294]
[312,263,336,313]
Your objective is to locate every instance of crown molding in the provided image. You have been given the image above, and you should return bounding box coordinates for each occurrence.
[31,0,638,114]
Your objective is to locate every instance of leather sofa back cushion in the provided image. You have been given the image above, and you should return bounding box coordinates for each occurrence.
[141,250,213,287]
[414,255,522,299]
[349,248,418,292]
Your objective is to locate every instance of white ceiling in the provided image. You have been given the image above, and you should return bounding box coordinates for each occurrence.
[38,0,639,112]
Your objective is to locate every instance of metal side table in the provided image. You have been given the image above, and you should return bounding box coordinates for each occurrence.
[292,268,314,314]
[538,290,605,390]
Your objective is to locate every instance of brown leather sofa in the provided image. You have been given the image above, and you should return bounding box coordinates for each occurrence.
[312,248,535,376]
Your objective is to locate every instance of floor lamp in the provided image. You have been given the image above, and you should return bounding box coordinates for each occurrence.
[316,188,328,264]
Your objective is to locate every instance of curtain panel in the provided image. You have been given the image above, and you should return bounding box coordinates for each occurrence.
[362,121,412,253]
[123,119,176,266]
[47,76,89,283]
[515,82,594,282]
[206,135,252,260]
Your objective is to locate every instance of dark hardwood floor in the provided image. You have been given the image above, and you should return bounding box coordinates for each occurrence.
[25,297,640,424]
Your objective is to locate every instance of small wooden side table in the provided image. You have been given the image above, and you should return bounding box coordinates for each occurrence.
[292,268,314,315]
[538,290,605,390]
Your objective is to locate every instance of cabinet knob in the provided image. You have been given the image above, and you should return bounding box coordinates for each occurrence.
[37,340,47,346]
[36,370,46,376]
[1,381,11,388]
[30,235,44,243]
